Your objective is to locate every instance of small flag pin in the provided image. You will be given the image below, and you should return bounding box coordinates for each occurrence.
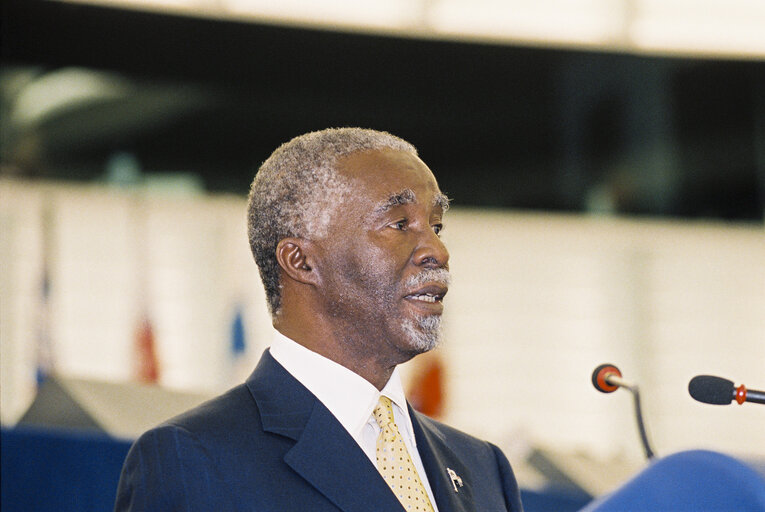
[446,467,463,492]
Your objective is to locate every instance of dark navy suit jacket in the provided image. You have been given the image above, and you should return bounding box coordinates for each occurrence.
[114,350,523,511]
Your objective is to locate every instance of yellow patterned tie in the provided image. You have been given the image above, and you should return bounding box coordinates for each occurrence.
[373,396,435,512]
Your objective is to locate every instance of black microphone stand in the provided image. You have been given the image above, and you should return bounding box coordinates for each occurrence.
[604,374,655,460]
[592,364,656,460]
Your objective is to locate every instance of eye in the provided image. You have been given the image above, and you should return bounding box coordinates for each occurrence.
[390,219,408,231]
[432,223,443,236]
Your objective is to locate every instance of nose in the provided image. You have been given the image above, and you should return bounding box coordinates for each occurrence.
[412,228,449,269]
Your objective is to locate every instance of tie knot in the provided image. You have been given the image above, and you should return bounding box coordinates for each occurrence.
[373,395,395,429]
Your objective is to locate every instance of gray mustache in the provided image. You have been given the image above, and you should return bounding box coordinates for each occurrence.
[405,269,451,289]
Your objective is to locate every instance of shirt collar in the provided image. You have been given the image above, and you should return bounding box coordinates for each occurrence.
[269,330,417,447]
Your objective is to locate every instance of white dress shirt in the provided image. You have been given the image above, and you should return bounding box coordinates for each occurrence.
[269,330,440,511]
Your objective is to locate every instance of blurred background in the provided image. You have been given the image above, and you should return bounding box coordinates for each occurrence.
[2,0,764,509]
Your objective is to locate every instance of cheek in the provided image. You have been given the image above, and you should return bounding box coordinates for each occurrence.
[365,244,410,283]
[366,233,413,269]
[342,248,403,306]
[329,232,411,294]
[332,244,383,290]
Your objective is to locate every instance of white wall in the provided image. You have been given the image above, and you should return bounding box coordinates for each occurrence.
[441,210,765,462]
[0,180,271,422]
[2,179,763,463]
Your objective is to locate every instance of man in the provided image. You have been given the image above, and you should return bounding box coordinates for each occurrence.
[115,128,523,512]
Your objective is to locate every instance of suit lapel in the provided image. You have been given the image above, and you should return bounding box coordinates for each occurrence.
[411,407,476,512]
[285,402,405,512]
[246,351,404,512]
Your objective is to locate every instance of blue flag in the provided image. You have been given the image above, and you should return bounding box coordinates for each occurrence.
[230,305,246,358]
[35,267,54,387]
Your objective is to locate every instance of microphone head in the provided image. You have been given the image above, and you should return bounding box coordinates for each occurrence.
[592,363,621,393]
[688,375,735,405]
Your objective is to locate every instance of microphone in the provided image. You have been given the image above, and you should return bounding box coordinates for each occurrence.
[688,375,765,406]
[591,363,655,459]
[592,363,635,393]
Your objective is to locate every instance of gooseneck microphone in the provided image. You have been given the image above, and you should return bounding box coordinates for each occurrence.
[591,363,655,459]
[688,375,765,406]
[592,363,633,393]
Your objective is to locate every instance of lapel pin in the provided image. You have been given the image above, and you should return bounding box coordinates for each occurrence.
[446,467,463,492]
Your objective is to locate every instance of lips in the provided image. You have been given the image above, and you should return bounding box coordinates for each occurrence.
[404,283,448,310]
[401,268,450,313]
[409,294,439,303]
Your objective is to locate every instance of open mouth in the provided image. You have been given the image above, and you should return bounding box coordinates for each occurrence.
[409,294,441,303]
[404,285,447,305]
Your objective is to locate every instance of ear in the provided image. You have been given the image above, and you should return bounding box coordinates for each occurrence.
[276,237,319,286]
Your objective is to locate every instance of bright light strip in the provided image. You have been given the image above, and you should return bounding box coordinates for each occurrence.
[630,0,765,58]
[224,0,414,32]
[427,0,626,48]
[52,0,765,59]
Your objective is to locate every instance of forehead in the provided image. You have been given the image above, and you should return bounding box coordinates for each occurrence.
[335,149,443,207]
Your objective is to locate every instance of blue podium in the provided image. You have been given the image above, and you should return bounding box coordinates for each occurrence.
[580,450,765,512]
[1,426,132,512]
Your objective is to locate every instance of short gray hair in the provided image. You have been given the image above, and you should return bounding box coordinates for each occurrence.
[247,127,418,315]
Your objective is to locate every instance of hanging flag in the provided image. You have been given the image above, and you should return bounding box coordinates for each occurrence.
[230,305,246,358]
[35,266,54,387]
[229,303,250,384]
[36,201,56,389]
[130,192,159,384]
[406,351,446,419]
[135,314,160,384]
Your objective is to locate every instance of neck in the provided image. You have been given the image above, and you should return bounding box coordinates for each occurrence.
[274,309,405,391]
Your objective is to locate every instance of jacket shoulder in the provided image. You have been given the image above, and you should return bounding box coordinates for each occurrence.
[161,383,255,436]
[414,411,494,450]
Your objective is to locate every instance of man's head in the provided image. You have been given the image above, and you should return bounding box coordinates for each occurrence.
[248,128,417,314]
[247,128,451,373]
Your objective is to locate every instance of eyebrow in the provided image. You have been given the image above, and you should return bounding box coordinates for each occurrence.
[435,192,451,212]
[374,189,416,213]
[373,189,451,214]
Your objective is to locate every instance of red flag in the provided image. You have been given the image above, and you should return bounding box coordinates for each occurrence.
[135,315,159,384]
[407,352,445,419]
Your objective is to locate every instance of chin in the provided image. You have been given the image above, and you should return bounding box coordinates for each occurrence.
[401,314,443,353]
